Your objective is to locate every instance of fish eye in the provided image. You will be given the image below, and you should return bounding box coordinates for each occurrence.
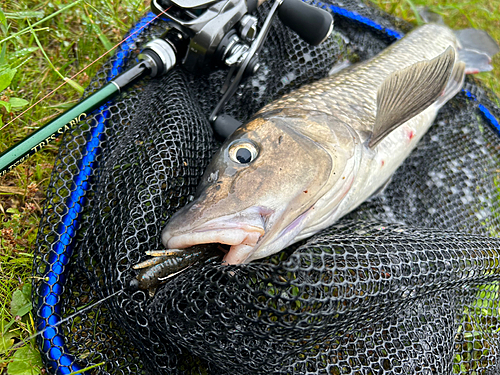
[228,140,259,164]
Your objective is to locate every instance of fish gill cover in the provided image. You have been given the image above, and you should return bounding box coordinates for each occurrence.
[33,0,500,374]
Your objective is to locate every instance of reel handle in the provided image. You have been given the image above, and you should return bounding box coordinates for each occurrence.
[278,0,333,45]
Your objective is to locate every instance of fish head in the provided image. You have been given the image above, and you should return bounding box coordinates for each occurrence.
[161,111,357,264]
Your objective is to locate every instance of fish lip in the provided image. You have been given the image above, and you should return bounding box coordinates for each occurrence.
[192,222,265,236]
[165,228,263,250]
[162,206,274,250]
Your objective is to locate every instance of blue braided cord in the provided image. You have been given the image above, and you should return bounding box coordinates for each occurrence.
[321,2,403,40]
[37,12,157,375]
[465,90,500,135]
[479,103,500,134]
[329,5,403,40]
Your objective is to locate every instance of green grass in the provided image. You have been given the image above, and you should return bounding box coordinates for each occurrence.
[0,0,499,373]
[0,1,146,373]
[371,0,500,95]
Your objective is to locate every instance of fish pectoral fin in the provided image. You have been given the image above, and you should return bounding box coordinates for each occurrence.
[368,47,456,149]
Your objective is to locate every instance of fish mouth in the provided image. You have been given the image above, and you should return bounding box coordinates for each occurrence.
[161,207,273,265]
[164,224,265,249]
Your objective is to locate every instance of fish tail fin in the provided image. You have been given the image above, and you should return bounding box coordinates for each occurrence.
[418,7,445,25]
[454,29,499,74]
[436,60,466,107]
[418,7,499,74]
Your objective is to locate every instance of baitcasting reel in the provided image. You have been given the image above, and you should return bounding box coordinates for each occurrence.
[0,0,333,175]
[142,0,334,137]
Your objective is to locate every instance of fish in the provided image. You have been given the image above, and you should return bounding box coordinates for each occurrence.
[159,23,499,265]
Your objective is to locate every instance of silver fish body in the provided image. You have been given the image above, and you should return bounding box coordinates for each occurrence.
[160,24,496,265]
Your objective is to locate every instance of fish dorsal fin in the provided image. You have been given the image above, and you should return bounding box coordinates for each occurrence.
[368,47,456,149]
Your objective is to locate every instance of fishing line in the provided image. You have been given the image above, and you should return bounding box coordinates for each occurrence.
[0,5,171,132]
[7,289,124,352]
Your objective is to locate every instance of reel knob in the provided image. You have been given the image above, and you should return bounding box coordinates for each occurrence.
[278,0,334,46]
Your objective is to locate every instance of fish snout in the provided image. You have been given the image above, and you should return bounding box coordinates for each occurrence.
[161,206,274,264]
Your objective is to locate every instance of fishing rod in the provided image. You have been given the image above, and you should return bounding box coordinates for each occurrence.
[0,0,333,177]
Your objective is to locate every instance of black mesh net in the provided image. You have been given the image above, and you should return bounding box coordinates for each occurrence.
[33,1,500,374]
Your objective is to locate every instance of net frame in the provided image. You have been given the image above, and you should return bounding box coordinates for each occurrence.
[33,1,500,374]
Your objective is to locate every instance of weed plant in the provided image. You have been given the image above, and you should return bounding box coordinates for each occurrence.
[0,0,498,373]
